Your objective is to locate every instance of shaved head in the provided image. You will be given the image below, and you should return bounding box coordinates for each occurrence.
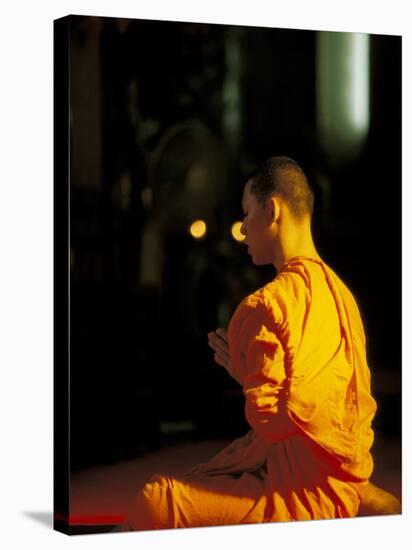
[248,156,314,221]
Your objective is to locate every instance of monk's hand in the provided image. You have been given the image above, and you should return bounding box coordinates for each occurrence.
[207,328,232,372]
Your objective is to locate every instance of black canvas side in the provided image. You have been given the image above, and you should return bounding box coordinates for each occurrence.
[53,14,70,536]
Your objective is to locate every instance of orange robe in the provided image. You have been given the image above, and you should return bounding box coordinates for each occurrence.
[123,256,377,530]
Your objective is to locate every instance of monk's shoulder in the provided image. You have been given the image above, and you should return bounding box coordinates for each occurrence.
[233,286,266,320]
[262,268,310,315]
[234,274,299,326]
[230,267,310,337]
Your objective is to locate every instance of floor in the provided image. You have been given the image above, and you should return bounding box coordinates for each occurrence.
[67,431,402,534]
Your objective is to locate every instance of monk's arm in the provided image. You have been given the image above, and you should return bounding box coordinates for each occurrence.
[240,314,301,442]
[208,328,242,385]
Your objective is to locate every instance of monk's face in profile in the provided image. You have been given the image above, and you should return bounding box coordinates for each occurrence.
[240,180,277,266]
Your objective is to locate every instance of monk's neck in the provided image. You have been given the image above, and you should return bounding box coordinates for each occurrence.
[273,224,320,271]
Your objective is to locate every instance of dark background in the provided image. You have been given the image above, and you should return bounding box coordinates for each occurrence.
[67,15,401,471]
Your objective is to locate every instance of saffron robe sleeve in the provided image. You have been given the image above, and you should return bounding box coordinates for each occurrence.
[122,257,378,530]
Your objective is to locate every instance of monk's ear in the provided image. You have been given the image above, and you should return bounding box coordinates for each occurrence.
[269,197,281,223]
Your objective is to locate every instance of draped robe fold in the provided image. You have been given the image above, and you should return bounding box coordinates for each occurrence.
[122,257,377,530]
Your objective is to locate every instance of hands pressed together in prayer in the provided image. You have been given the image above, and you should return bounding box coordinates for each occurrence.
[207,328,240,384]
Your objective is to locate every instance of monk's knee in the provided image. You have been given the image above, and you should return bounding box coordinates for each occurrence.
[124,475,173,530]
[358,482,401,516]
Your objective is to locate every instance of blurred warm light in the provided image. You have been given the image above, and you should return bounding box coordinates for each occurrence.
[231,221,245,242]
[189,220,207,239]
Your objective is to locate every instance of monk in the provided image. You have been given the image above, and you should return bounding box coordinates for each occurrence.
[121,156,400,531]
